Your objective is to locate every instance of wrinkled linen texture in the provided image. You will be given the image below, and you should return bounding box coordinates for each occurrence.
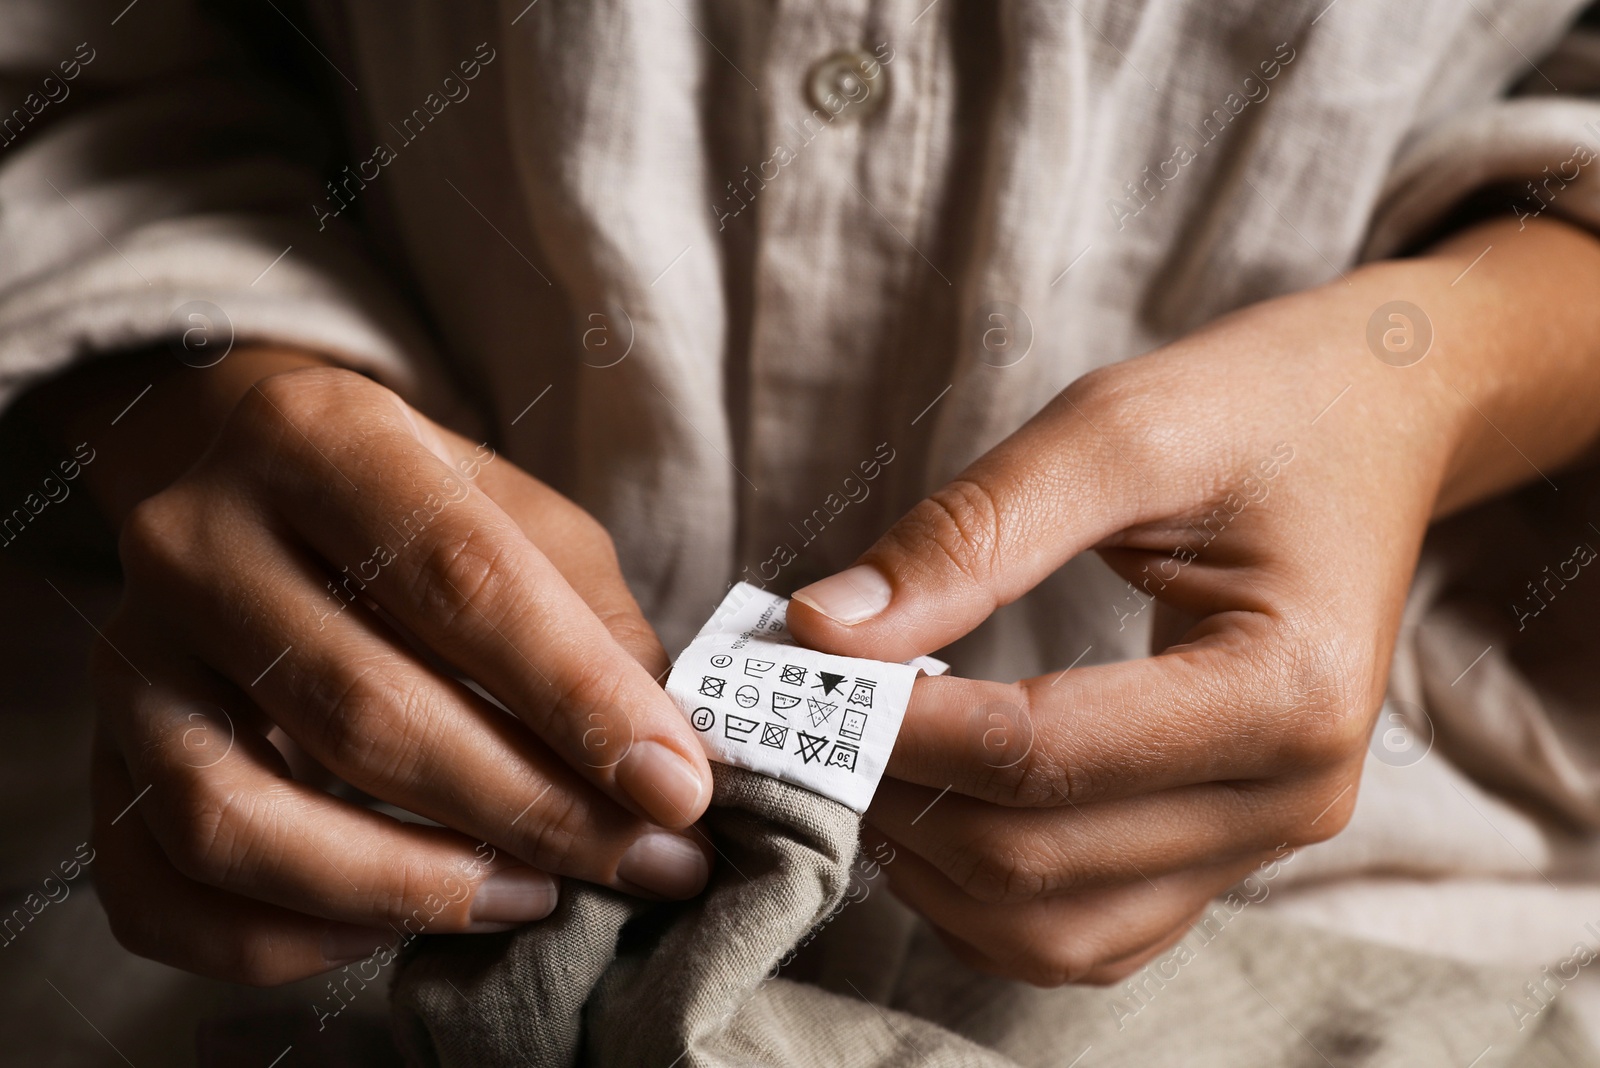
[8,0,1600,1063]
[390,766,1597,1067]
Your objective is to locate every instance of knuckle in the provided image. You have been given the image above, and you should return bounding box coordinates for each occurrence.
[373,856,448,929]
[303,660,425,786]
[594,605,663,663]
[231,366,379,455]
[514,789,589,875]
[215,939,301,987]
[1081,956,1147,987]
[951,836,1052,905]
[890,479,1004,588]
[412,525,521,632]
[546,664,631,748]
[116,494,186,584]
[1271,636,1368,768]
[1016,937,1097,988]
[978,730,1083,809]
[164,778,251,887]
[1292,778,1359,845]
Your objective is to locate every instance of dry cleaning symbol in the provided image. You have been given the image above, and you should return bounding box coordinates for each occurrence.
[691,707,715,732]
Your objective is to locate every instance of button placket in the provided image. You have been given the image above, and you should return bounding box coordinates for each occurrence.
[736,1,948,590]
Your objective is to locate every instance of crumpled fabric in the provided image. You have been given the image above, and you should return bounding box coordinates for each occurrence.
[390,765,1600,1068]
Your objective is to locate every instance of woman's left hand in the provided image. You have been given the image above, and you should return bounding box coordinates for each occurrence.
[787,215,1600,985]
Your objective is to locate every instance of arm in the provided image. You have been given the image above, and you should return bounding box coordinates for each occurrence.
[786,214,1600,984]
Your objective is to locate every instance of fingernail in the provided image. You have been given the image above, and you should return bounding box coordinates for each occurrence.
[468,868,558,928]
[792,565,893,625]
[617,832,709,898]
[321,925,391,967]
[616,740,709,827]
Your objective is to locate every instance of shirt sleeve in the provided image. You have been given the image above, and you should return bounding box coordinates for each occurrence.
[0,0,463,418]
[1365,11,1600,257]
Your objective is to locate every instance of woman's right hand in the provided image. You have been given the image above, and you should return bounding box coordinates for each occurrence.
[77,354,713,984]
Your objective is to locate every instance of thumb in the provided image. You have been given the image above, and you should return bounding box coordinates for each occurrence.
[787,413,1138,662]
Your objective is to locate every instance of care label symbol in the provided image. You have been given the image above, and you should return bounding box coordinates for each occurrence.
[734,685,759,708]
[709,654,733,668]
[698,676,726,699]
[847,679,875,707]
[779,665,806,686]
[771,692,801,719]
[760,723,789,748]
[806,697,838,728]
[691,707,715,732]
[725,714,758,742]
[745,658,775,677]
[840,709,867,741]
[815,671,846,695]
[796,731,828,763]
[825,742,859,772]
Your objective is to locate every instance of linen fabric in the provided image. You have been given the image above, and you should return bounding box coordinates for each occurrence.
[6,0,1600,1061]
[389,765,1598,1068]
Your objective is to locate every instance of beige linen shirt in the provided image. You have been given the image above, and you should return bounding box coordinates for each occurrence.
[8,0,1600,1046]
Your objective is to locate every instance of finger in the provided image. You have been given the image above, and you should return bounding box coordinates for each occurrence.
[116,529,711,900]
[882,621,1368,807]
[785,389,1166,660]
[92,730,393,985]
[876,838,1261,987]
[470,447,669,677]
[866,774,1319,901]
[199,369,710,828]
[97,653,572,930]
[1073,906,1209,986]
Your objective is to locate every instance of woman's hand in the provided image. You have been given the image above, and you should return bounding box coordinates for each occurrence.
[788,215,1600,985]
[55,349,713,984]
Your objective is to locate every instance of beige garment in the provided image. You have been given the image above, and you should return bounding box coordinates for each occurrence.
[392,764,1600,1068]
[7,0,1600,1061]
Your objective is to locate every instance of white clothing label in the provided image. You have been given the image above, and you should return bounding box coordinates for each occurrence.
[664,583,948,813]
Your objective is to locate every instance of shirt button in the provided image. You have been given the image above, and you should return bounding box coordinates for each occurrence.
[805,49,888,121]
